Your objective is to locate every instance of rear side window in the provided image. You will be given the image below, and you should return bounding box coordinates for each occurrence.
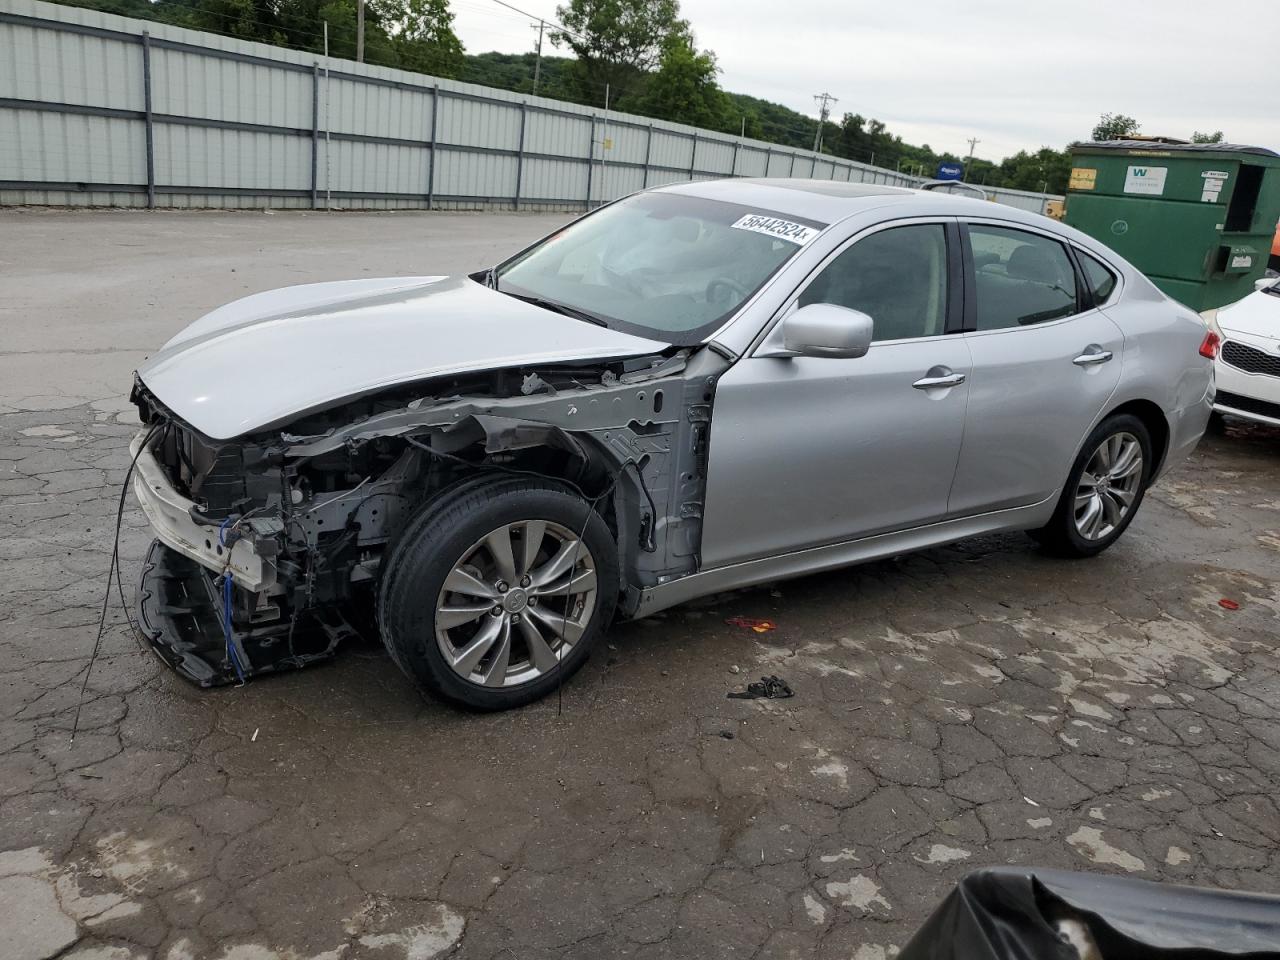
[1078,251,1118,304]
[969,225,1078,330]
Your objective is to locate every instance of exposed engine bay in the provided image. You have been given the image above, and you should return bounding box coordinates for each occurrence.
[130,347,729,685]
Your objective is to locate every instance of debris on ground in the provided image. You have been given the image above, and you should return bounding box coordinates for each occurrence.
[725,617,777,633]
[1218,598,1240,611]
[728,675,794,700]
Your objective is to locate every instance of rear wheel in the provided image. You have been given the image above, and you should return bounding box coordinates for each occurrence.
[1030,413,1152,558]
[378,477,617,710]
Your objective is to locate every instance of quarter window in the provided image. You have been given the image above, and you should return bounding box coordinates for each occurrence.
[969,225,1077,330]
[799,224,949,342]
[1078,251,1118,304]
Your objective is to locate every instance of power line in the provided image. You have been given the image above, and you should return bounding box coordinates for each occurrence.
[532,19,545,93]
[812,92,837,153]
[486,0,586,43]
[963,136,980,181]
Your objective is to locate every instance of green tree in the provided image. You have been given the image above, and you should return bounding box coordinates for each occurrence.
[739,111,764,140]
[1091,112,1140,141]
[996,147,1071,194]
[384,0,465,77]
[551,0,687,104]
[622,32,732,132]
[1191,130,1225,144]
[185,0,283,42]
[835,113,869,161]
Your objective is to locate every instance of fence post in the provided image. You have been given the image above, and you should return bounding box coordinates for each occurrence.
[789,153,796,177]
[642,124,653,188]
[764,147,772,177]
[731,141,739,177]
[514,102,527,211]
[688,132,698,180]
[427,83,438,210]
[585,116,595,209]
[141,32,155,208]
[810,155,817,177]
[310,63,320,209]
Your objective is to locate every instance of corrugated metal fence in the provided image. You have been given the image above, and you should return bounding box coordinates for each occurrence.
[0,0,1060,213]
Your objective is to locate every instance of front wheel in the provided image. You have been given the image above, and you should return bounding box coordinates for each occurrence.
[378,477,618,710]
[1030,413,1152,558]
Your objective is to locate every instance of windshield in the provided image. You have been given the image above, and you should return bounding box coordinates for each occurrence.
[494,192,826,343]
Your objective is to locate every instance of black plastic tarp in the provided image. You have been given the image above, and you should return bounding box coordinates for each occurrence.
[898,868,1280,960]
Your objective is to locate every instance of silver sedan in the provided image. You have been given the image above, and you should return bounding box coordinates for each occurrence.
[129,179,1215,708]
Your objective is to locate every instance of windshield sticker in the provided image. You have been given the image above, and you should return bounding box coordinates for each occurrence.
[731,214,819,246]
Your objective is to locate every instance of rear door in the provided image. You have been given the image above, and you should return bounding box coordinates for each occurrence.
[948,221,1124,516]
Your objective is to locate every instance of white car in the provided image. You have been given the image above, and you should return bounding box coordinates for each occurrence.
[1205,276,1280,427]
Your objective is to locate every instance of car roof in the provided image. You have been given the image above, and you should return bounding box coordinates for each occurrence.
[656,175,1046,226]
[654,177,913,223]
[654,176,1121,264]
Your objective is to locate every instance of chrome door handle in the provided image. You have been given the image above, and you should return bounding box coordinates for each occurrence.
[912,371,966,390]
[1072,349,1113,366]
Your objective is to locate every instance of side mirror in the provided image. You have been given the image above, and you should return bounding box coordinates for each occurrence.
[1256,276,1277,293]
[782,303,874,359]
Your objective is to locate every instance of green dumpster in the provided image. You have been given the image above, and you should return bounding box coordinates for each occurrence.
[1064,140,1280,311]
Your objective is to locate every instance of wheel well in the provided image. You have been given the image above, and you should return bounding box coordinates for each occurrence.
[1105,399,1170,474]
[499,443,622,538]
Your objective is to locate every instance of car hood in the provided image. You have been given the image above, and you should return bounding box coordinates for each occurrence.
[1218,288,1280,342]
[136,275,669,440]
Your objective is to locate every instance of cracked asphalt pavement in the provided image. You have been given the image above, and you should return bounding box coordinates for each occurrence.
[3,209,1280,960]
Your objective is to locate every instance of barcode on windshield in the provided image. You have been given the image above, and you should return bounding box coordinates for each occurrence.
[730,214,819,246]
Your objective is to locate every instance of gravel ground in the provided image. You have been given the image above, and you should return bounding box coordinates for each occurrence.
[2,209,1280,960]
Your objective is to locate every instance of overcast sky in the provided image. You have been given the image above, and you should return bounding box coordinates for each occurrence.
[448,0,1279,162]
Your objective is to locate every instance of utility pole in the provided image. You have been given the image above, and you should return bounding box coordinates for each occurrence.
[531,20,545,94]
[323,22,331,209]
[963,136,979,181]
[356,0,365,62]
[812,92,837,154]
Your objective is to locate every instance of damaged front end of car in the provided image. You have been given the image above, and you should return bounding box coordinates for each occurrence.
[130,347,726,686]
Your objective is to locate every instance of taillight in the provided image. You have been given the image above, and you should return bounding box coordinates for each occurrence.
[1199,330,1221,359]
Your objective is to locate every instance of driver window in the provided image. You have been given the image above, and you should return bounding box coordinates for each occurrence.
[798,224,949,342]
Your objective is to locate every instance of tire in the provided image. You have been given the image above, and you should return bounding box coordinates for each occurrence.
[1030,413,1153,558]
[378,476,618,710]
[1206,411,1227,435]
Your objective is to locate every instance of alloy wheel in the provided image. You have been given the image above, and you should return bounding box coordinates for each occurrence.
[434,520,596,687]
[1073,431,1144,541]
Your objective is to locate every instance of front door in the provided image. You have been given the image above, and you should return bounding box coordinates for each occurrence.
[701,221,972,569]
[948,221,1125,516]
